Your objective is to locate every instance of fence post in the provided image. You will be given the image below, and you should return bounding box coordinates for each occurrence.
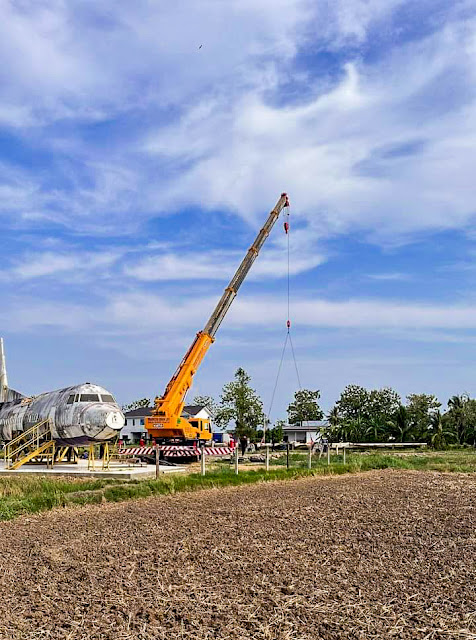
[155,443,160,479]
[201,445,206,476]
[286,442,290,469]
[327,443,330,466]
[343,445,346,464]
[265,444,270,471]
[308,446,312,469]
[234,444,239,475]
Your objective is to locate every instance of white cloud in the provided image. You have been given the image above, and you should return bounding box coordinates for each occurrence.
[2,250,121,280]
[5,291,476,335]
[1,1,473,244]
[124,240,325,282]
[146,17,476,241]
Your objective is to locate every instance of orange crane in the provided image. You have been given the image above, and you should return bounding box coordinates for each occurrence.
[145,193,290,445]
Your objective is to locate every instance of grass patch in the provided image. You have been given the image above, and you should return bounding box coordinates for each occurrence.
[0,449,475,521]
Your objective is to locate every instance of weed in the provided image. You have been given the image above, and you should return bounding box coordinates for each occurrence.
[0,449,475,521]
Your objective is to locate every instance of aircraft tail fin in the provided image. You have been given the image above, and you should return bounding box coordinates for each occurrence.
[0,337,8,402]
[0,339,24,403]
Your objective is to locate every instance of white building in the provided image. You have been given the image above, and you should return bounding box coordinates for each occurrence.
[121,405,212,443]
[282,421,327,445]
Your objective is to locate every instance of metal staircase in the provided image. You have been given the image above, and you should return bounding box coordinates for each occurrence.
[4,419,55,470]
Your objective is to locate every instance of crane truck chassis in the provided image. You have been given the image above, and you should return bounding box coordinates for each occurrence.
[145,193,290,449]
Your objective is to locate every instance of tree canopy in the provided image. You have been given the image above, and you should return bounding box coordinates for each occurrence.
[192,394,217,417]
[122,398,151,412]
[287,389,324,425]
[214,368,264,440]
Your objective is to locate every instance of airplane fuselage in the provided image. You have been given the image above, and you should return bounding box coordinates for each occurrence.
[0,383,125,446]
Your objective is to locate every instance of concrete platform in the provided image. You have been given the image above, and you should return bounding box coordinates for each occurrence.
[0,459,185,479]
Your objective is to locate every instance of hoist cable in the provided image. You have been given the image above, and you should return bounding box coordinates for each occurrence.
[267,332,289,419]
[288,331,302,391]
[266,202,304,420]
[287,209,290,326]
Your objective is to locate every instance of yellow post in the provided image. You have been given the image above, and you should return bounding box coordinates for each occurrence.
[88,444,95,471]
[102,442,110,471]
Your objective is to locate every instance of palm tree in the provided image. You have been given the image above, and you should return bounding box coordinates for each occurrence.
[327,406,339,429]
[429,411,455,449]
[447,395,467,444]
[365,416,394,442]
[392,405,413,442]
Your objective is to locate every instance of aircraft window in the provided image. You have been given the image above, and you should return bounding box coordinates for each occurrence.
[80,394,100,403]
[66,395,75,405]
[101,394,115,403]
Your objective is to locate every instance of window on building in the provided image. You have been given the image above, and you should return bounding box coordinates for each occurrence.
[140,419,144,426]
[79,394,100,403]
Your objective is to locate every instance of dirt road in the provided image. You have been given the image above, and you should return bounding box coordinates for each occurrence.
[0,470,474,639]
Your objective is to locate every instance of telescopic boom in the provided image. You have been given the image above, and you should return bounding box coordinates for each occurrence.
[146,193,290,442]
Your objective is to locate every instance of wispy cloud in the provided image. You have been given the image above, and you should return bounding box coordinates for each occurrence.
[5,291,476,335]
[0,1,474,242]
[367,272,411,281]
[0,248,124,282]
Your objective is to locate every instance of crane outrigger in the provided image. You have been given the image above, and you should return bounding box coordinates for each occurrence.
[145,193,290,445]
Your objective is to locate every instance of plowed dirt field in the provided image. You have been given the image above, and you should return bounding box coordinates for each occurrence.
[0,470,475,639]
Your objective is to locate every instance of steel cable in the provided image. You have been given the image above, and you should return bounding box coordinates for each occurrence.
[267,204,304,420]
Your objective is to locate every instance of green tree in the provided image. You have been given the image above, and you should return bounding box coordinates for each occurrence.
[444,394,476,445]
[335,385,369,423]
[406,393,441,441]
[268,419,284,446]
[392,405,413,442]
[447,394,466,444]
[368,388,401,423]
[192,395,217,416]
[215,368,264,440]
[287,389,324,425]
[334,385,400,442]
[461,398,476,445]
[122,398,150,412]
[365,416,391,442]
[429,411,455,449]
[327,406,340,440]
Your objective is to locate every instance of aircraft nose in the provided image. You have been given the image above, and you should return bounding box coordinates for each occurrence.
[82,406,125,431]
[105,410,125,429]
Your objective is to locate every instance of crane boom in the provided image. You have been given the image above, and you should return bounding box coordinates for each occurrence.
[203,192,290,338]
[146,192,290,442]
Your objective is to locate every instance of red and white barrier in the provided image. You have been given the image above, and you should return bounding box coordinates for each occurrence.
[118,446,233,457]
[120,447,156,455]
[203,447,233,455]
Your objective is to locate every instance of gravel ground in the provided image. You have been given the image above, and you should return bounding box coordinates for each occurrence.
[0,469,475,639]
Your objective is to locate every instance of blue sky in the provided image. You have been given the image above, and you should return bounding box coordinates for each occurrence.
[1,0,476,420]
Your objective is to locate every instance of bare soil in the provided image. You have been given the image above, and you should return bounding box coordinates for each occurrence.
[0,470,475,639]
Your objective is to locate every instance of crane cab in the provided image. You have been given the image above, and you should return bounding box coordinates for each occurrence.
[145,415,213,445]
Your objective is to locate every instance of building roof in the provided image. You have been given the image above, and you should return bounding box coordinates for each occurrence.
[182,405,207,417]
[124,405,209,419]
[124,407,154,418]
[283,422,326,432]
